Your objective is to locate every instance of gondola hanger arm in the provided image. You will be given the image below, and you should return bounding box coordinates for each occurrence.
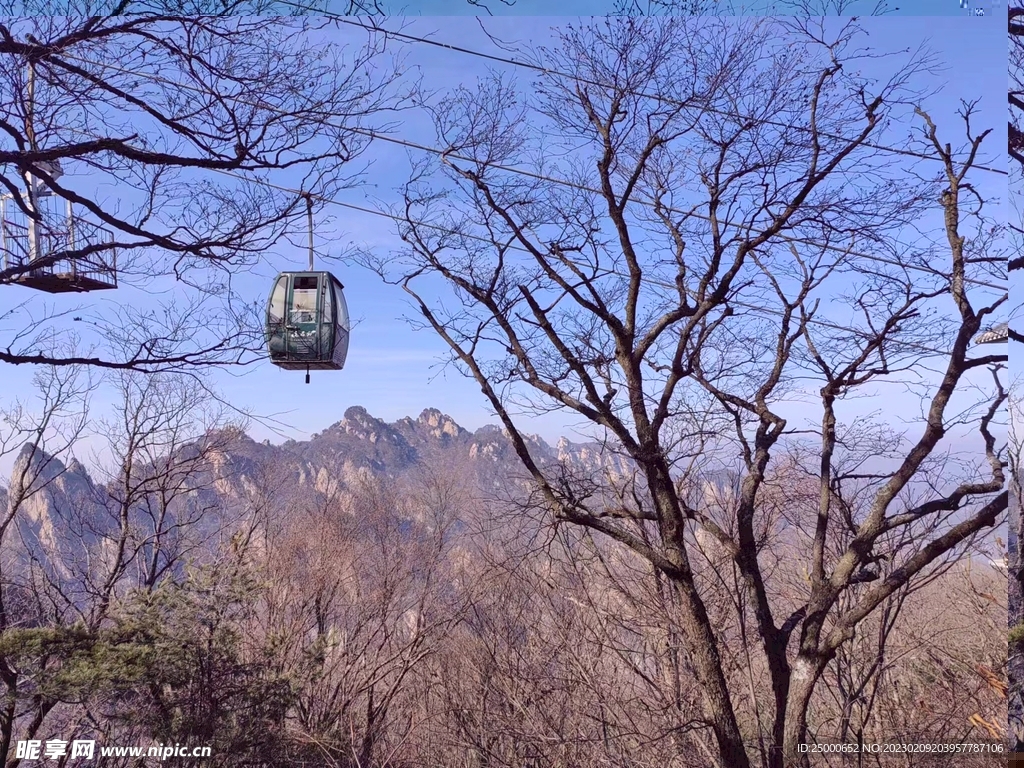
[305,192,314,272]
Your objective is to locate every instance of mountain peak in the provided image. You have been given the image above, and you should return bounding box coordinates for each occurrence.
[344,405,377,424]
[12,443,63,484]
[416,408,465,440]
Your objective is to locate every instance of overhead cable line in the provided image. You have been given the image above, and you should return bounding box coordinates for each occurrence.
[307,9,1007,177]
[206,165,982,362]
[54,51,1008,294]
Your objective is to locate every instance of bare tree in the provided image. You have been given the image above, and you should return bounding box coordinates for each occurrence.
[83,371,243,621]
[0,15,405,373]
[1007,8,1024,752]
[611,0,896,15]
[247,466,459,767]
[1010,6,1024,346]
[0,367,247,767]
[1009,371,1024,750]
[364,17,1007,768]
[1013,6,1024,178]
[0,362,90,765]
[4,0,381,13]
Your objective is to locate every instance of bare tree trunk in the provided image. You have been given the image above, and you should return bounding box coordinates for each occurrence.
[651,479,752,768]
[781,656,828,768]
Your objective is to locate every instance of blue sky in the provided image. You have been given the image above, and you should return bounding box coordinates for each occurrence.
[0,15,1008,472]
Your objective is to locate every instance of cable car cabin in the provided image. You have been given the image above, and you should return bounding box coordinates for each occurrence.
[266,272,350,372]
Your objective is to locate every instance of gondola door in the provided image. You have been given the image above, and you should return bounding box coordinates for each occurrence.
[285,274,323,360]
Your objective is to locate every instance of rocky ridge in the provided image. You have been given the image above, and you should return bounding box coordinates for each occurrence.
[1,406,635,594]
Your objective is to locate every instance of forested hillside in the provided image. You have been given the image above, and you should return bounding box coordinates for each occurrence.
[0,389,1006,767]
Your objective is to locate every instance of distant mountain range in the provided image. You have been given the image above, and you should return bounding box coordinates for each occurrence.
[255,405,632,483]
[0,406,638,611]
[3,405,1002,619]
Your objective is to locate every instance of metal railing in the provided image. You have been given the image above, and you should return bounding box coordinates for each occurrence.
[1,193,117,288]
